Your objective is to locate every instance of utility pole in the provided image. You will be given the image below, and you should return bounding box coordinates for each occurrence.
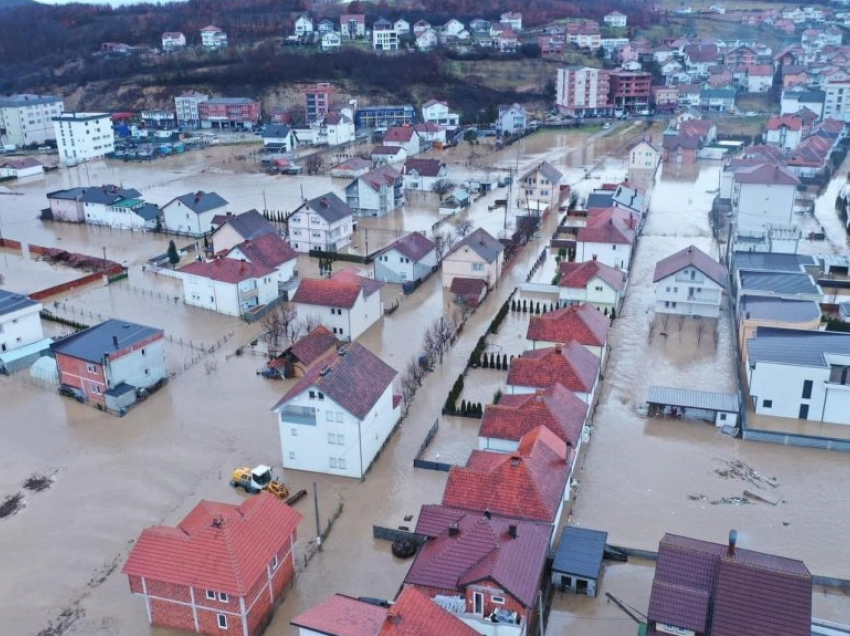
[313,481,322,551]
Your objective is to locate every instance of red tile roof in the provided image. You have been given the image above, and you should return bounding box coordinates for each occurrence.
[361,166,403,191]
[372,145,406,156]
[480,385,587,447]
[733,163,801,186]
[379,232,437,261]
[413,122,445,134]
[577,208,635,245]
[179,258,276,284]
[679,120,715,138]
[384,126,417,143]
[228,233,297,269]
[441,426,570,523]
[273,342,396,419]
[293,278,362,309]
[449,277,488,305]
[290,325,339,367]
[122,493,302,596]
[653,245,727,287]
[291,594,388,636]
[333,267,385,297]
[386,587,482,636]
[403,158,445,178]
[526,303,609,347]
[766,114,803,131]
[409,505,551,607]
[558,260,626,291]
[507,342,600,394]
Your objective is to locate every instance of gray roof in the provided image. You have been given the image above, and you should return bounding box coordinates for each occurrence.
[646,386,739,413]
[552,527,608,579]
[586,192,614,209]
[0,93,62,108]
[134,203,161,221]
[522,161,562,185]
[218,209,275,241]
[0,289,39,316]
[738,270,820,296]
[785,89,825,104]
[262,124,292,139]
[612,185,646,213]
[303,192,353,224]
[448,228,504,263]
[732,251,817,274]
[47,185,141,205]
[700,88,736,99]
[205,97,256,105]
[50,319,163,364]
[169,191,228,214]
[739,295,821,323]
[748,327,850,368]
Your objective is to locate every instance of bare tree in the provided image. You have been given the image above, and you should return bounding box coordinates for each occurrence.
[422,324,442,366]
[306,154,323,175]
[261,305,298,357]
[300,314,319,334]
[432,230,454,262]
[431,178,456,202]
[454,218,474,239]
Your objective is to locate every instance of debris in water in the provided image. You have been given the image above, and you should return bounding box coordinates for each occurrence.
[710,496,752,506]
[688,494,707,501]
[34,606,83,636]
[743,489,780,506]
[713,458,779,490]
[23,473,54,492]
[0,492,24,519]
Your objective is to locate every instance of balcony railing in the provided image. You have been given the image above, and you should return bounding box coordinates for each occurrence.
[279,406,317,426]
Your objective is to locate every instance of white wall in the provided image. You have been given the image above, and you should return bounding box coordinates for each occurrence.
[182,273,278,316]
[0,99,64,147]
[227,246,295,285]
[749,361,840,422]
[107,338,168,389]
[53,114,115,165]
[163,200,225,236]
[296,291,381,341]
[734,182,795,233]
[83,202,149,230]
[442,249,500,288]
[373,248,437,283]
[577,242,632,271]
[48,197,84,223]
[289,212,353,253]
[559,277,621,311]
[0,303,44,353]
[654,269,724,318]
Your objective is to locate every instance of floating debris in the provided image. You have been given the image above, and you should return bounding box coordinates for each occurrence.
[713,458,779,490]
[23,473,54,492]
[710,496,752,506]
[0,492,24,519]
[688,494,708,501]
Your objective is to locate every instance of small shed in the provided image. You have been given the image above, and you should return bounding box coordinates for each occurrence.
[551,527,608,597]
[645,386,739,427]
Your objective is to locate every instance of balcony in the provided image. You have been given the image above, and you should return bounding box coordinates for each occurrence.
[238,287,258,302]
[686,291,719,303]
[279,405,317,426]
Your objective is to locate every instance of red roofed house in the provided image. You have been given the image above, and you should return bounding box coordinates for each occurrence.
[383,126,422,156]
[764,114,804,150]
[225,233,298,291]
[340,13,366,38]
[449,277,488,307]
[405,505,551,636]
[402,157,448,191]
[557,259,627,313]
[653,245,727,318]
[746,64,775,93]
[292,268,384,341]
[292,586,481,636]
[272,342,400,478]
[122,493,303,636]
[179,258,279,317]
[507,341,600,404]
[272,325,339,379]
[526,303,610,361]
[442,426,572,533]
[575,207,636,271]
[647,531,811,636]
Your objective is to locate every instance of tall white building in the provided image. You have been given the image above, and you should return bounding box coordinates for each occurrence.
[52,112,115,165]
[822,78,850,121]
[174,91,209,128]
[556,67,612,117]
[653,245,727,318]
[200,25,228,48]
[0,94,64,147]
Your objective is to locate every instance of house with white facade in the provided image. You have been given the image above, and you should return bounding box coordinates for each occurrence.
[225,233,297,291]
[526,303,610,362]
[765,115,804,150]
[746,65,774,93]
[295,15,314,37]
[653,245,727,318]
[373,232,437,284]
[299,110,356,147]
[0,158,44,179]
[52,112,115,165]
[415,29,439,50]
[340,13,366,38]
[421,99,459,127]
[557,259,627,312]
[748,327,850,425]
[442,228,504,288]
[603,11,628,28]
[289,193,353,254]
[161,31,186,51]
[0,289,46,361]
[413,122,446,146]
[628,138,660,170]
[495,103,528,135]
[273,342,399,478]
[292,269,384,341]
[345,166,405,217]
[321,31,342,51]
[500,12,522,31]
[382,126,421,156]
[371,145,407,166]
[518,161,563,213]
[162,191,229,237]
[0,93,64,148]
[174,91,209,128]
[178,258,278,317]
[200,25,228,48]
[372,18,399,50]
[732,163,800,234]
[394,18,411,34]
[45,185,160,229]
[575,208,636,271]
[262,124,298,152]
[401,158,447,191]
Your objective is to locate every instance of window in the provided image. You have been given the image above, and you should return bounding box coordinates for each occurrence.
[328,432,336,444]
[318,392,324,400]
[291,428,298,437]
[218,592,228,602]
[289,451,296,459]
[802,380,813,399]
[338,458,346,469]
[92,385,102,395]
[492,596,505,605]
[217,614,227,629]
[330,457,338,468]
[141,348,146,356]
[336,434,345,445]
[472,263,484,272]
[665,301,670,308]
[336,412,344,422]
[719,413,727,421]
[327,411,334,422]
[666,287,671,292]
[594,286,603,292]
[206,590,216,600]
[762,399,773,408]
[612,245,617,250]
[86,363,96,374]
[270,554,279,570]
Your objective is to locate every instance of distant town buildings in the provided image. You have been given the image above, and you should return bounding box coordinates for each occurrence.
[200,24,228,48]
[0,93,64,147]
[52,112,115,165]
[198,97,260,130]
[174,91,209,128]
[161,31,186,51]
[555,67,612,117]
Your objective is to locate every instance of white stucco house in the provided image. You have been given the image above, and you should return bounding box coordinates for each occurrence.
[442,228,504,288]
[288,193,354,253]
[732,163,800,234]
[373,232,438,284]
[345,166,405,217]
[273,342,400,478]
[294,14,314,36]
[628,138,661,170]
[653,245,728,318]
[401,158,447,191]
[518,160,564,213]
[382,126,422,156]
[291,268,384,341]
[178,258,279,317]
[45,185,161,230]
[575,208,636,271]
[162,191,229,237]
[0,157,43,179]
[262,124,298,152]
[557,259,627,312]
[422,99,460,127]
[225,233,298,291]
[764,115,804,150]
[495,103,528,135]
[0,290,46,357]
[604,11,628,28]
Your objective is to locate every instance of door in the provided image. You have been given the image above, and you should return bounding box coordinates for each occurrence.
[473,592,484,615]
[799,404,809,420]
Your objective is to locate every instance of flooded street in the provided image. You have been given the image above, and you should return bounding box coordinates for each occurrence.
[2,127,849,636]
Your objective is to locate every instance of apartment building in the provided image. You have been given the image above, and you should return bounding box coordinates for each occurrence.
[52,112,115,165]
[555,67,613,117]
[0,93,64,147]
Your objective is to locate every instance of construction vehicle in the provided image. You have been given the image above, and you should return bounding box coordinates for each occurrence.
[230,465,290,499]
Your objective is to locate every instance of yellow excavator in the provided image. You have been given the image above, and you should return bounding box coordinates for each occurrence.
[230,465,290,500]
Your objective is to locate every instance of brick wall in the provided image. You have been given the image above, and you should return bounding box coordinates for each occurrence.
[465,579,530,621]
[56,353,106,402]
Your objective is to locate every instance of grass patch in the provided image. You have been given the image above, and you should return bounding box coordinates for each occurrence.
[716,116,768,137]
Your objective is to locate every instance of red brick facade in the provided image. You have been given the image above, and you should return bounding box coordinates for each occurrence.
[198,101,261,124]
[412,580,536,630]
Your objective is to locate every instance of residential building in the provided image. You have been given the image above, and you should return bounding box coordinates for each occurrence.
[732,163,800,234]
[292,269,383,341]
[123,494,302,636]
[174,91,209,128]
[162,191,229,236]
[557,259,627,312]
[500,11,522,31]
[383,126,421,155]
[442,228,504,288]
[575,208,636,271]
[292,587,481,636]
[556,67,613,117]
[52,112,114,165]
[653,245,727,318]
[402,158,447,191]
[320,31,341,51]
[179,258,279,316]
[518,161,563,213]
[302,110,355,147]
[495,104,528,135]
[662,133,700,164]
[354,105,416,128]
[406,506,550,636]
[628,138,660,170]
[273,342,399,477]
[373,232,437,284]
[506,343,600,404]
[765,114,804,149]
[161,31,186,50]
[289,193,354,253]
[700,87,736,112]
[422,99,459,127]
[198,98,260,129]
[317,19,335,33]
[0,290,44,356]
[684,42,720,76]
[746,65,774,93]
[603,11,627,28]
[211,209,275,253]
[51,319,167,411]
[551,528,608,598]
[413,122,446,145]
[200,25,228,48]
[738,295,821,354]
[412,20,432,36]
[276,326,339,379]
[647,532,811,636]
[450,278,488,307]
[394,18,411,34]
[372,18,398,50]
[225,234,297,291]
[340,13,366,39]
[371,147,408,169]
[609,71,652,113]
[0,157,43,179]
[780,88,825,119]
[330,157,371,179]
[262,124,297,152]
[526,303,610,360]
[294,14,313,37]
[304,84,333,123]
[45,184,159,230]
[737,270,822,305]
[0,93,64,147]
[345,166,405,217]
[823,78,850,120]
[565,22,600,49]
[479,385,588,453]
[140,110,175,129]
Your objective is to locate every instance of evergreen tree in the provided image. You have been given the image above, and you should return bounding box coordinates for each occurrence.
[611,307,617,320]
[167,240,180,268]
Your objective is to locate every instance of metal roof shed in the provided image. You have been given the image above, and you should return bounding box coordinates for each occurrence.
[551,527,608,597]
[645,386,739,427]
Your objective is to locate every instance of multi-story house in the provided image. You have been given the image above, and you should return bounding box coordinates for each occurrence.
[292,268,384,341]
[422,100,460,127]
[764,114,804,149]
[609,71,652,113]
[174,91,209,128]
[200,25,228,48]
[45,184,159,230]
[294,14,313,37]
[273,342,400,477]
[321,31,341,51]
[822,78,850,120]
[198,98,260,130]
[52,112,114,165]
[345,166,405,217]
[653,245,727,318]
[304,84,333,123]
[373,232,438,284]
[224,234,297,293]
[0,290,45,357]
[575,207,636,271]
[495,103,528,135]
[372,18,398,50]
[162,191,229,236]
[179,258,278,317]
[746,65,774,93]
[518,161,564,213]
[603,11,627,28]
[51,319,167,411]
[123,493,302,636]
[500,11,522,31]
[340,13,366,39]
[382,126,421,155]
[556,67,613,117]
[732,163,799,234]
[211,209,276,252]
[402,158,447,191]
[442,228,504,288]
[628,138,660,170]
[261,124,297,152]
[354,104,416,128]
[161,31,186,50]
[700,87,736,112]
[394,18,411,34]
[507,342,600,404]
[557,259,627,312]
[0,93,64,147]
[288,192,354,253]
[526,303,610,360]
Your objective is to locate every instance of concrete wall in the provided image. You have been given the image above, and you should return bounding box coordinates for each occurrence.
[576,242,632,271]
[442,249,500,288]
[749,360,846,423]
[107,335,168,390]
[373,248,437,283]
[0,302,44,353]
[735,182,795,233]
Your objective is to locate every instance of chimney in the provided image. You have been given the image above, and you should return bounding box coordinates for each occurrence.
[112,335,119,349]
[508,524,517,539]
[448,523,459,536]
[212,516,225,528]
[727,529,738,557]
[592,254,597,261]
[484,509,492,519]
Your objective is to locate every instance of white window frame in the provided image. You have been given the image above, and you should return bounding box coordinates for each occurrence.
[270,554,279,570]
[217,614,228,629]
[206,590,216,600]
[491,596,506,605]
[218,592,228,602]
